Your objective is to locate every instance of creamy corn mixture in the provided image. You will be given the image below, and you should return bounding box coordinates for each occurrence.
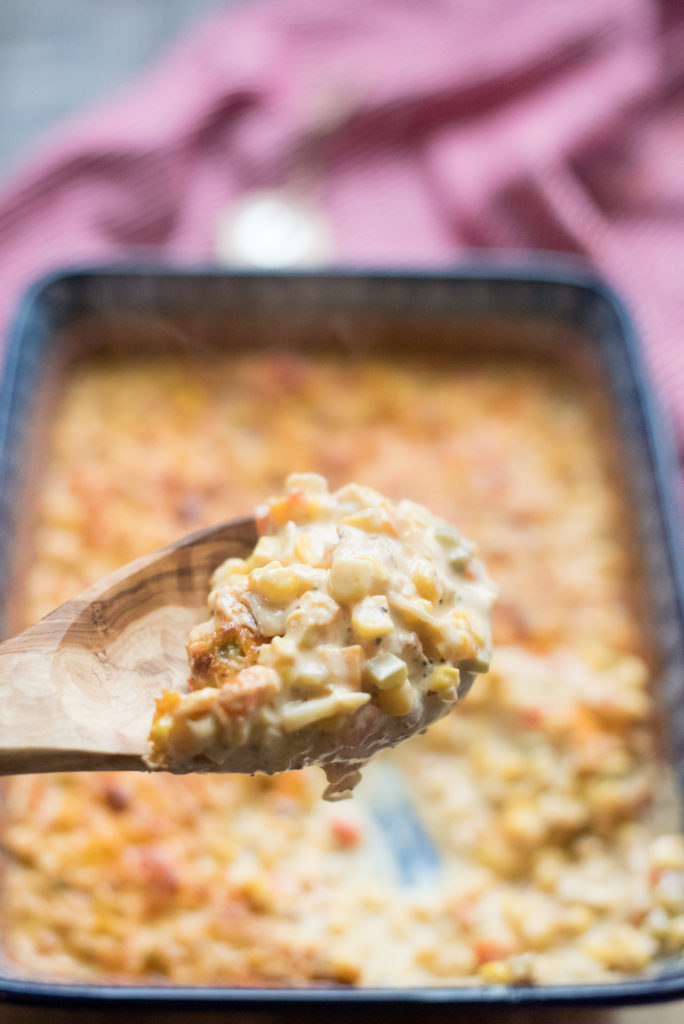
[147,474,494,795]
[3,350,684,987]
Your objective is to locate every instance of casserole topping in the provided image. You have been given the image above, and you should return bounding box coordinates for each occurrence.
[146,474,496,797]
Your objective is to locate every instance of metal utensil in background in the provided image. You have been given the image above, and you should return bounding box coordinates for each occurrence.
[215,85,356,268]
[358,757,442,889]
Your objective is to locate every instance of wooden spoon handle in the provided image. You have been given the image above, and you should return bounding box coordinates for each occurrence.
[0,517,258,775]
[0,615,146,773]
[0,617,135,773]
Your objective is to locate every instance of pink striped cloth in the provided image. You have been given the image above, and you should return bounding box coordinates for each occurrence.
[1,0,683,442]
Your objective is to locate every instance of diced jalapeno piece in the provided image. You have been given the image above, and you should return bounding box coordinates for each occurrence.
[219,640,243,659]
[434,524,461,548]
[450,540,474,571]
[461,653,491,673]
[363,652,408,690]
[434,525,473,570]
[448,549,470,570]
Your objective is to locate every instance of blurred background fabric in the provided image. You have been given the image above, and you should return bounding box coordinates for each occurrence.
[0,0,683,442]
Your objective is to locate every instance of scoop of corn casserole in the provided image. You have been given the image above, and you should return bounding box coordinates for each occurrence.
[147,474,496,797]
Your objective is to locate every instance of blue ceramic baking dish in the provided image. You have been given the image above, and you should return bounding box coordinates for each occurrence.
[1,261,684,1009]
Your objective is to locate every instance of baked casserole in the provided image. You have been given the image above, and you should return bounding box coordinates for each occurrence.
[2,348,682,988]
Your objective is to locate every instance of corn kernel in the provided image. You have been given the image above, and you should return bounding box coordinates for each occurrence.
[351,596,394,639]
[288,659,328,688]
[341,506,398,536]
[479,960,514,984]
[650,835,684,872]
[533,849,565,890]
[149,715,173,744]
[284,472,329,495]
[583,924,656,972]
[248,535,283,568]
[667,915,684,951]
[375,678,416,716]
[388,593,444,647]
[611,688,650,721]
[501,800,547,846]
[364,652,408,690]
[654,871,684,914]
[186,715,218,745]
[438,618,479,662]
[250,563,323,604]
[451,609,472,626]
[612,654,649,688]
[261,635,297,668]
[561,905,595,936]
[646,907,670,940]
[412,558,442,601]
[269,491,319,526]
[428,664,460,696]
[414,943,477,977]
[329,554,386,603]
[250,564,299,603]
[294,531,330,567]
[480,954,535,985]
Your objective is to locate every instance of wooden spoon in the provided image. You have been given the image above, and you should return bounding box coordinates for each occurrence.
[0,517,257,775]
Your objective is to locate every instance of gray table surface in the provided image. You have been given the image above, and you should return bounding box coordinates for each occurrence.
[0,2,683,1019]
[0,0,234,181]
